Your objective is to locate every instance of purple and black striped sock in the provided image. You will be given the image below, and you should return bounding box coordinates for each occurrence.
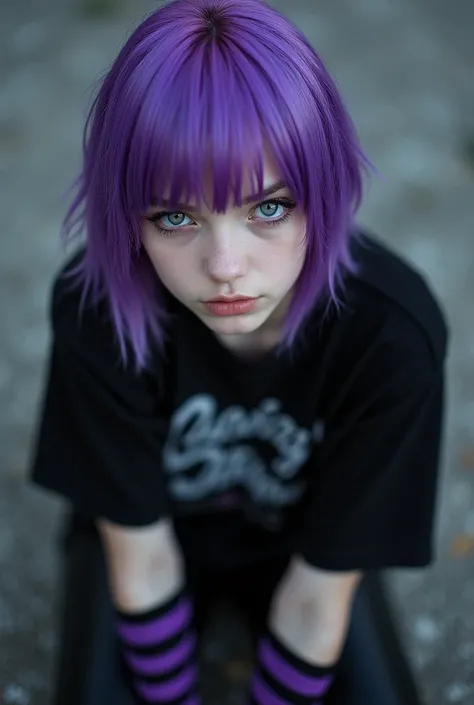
[249,631,336,705]
[116,590,200,705]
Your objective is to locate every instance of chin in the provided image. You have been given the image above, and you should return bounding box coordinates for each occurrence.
[200,310,269,336]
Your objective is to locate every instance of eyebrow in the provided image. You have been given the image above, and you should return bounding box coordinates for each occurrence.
[153,180,287,211]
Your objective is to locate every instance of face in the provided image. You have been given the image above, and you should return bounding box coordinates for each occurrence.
[141,160,306,351]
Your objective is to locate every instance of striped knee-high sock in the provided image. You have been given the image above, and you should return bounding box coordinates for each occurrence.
[249,631,336,705]
[115,590,200,705]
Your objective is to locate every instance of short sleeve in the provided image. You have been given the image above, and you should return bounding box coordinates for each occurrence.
[298,316,447,571]
[30,276,169,527]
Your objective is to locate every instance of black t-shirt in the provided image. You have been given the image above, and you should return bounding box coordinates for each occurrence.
[30,233,448,571]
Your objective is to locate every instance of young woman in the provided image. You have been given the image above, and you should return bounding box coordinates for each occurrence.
[31,1,448,703]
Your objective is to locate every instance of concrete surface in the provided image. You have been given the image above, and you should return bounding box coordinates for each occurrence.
[1,0,473,703]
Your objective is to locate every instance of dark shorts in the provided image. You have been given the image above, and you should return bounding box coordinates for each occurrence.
[186,555,291,638]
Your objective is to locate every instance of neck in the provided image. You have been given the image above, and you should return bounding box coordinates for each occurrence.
[217,328,280,359]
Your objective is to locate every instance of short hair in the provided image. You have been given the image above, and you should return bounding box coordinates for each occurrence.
[63,0,371,369]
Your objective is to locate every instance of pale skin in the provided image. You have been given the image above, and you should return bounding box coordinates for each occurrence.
[98,159,362,668]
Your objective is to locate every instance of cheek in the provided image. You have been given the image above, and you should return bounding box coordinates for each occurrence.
[259,226,306,277]
[142,231,194,280]
[287,221,307,269]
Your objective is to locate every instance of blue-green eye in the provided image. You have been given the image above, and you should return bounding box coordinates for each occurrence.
[159,212,193,229]
[256,202,282,218]
[146,211,196,235]
[251,198,297,224]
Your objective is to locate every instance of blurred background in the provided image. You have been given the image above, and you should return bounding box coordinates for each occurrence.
[1,0,473,703]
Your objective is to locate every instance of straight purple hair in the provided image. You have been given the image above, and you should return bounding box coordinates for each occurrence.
[63,0,370,369]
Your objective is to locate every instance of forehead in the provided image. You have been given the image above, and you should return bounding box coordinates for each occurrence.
[154,154,285,211]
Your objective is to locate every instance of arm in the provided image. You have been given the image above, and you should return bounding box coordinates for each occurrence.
[248,558,360,705]
[269,556,361,666]
[97,517,201,705]
[249,322,446,704]
[30,271,201,702]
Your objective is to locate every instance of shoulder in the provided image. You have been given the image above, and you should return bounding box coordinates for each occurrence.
[49,250,171,395]
[306,233,449,406]
[49,248,122,364]
[342,232,449,371]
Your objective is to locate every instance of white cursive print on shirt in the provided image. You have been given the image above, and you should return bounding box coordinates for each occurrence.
[163,395,323,508]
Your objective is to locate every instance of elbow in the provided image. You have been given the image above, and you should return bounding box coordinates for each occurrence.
[270,594,349,666]
[97,518,185,613]
[269,560,362,666]
[119,549,185,612]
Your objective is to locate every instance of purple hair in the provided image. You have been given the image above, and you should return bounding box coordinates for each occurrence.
[63,0,370,369]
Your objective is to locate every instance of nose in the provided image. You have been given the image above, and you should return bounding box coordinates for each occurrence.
[204,230,247,284]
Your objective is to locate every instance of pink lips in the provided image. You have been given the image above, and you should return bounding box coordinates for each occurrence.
[202,296,258,316]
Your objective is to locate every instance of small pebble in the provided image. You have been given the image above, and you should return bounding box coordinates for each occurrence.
[3,684,30,705]
[413,615,440,644]
[457,641,474,660]
[445,682,473,703]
